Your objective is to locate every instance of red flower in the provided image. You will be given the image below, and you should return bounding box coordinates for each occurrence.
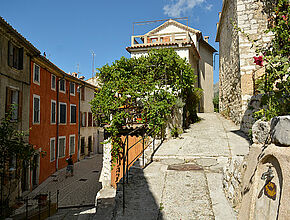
[254,56,264,66]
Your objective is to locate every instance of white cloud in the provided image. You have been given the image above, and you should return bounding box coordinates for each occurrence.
[205,4,213,11]
[163,0,206,17]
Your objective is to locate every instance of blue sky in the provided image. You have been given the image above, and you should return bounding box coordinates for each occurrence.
[1,0,222,83]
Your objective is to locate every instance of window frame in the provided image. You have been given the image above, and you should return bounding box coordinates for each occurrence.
[33,94,40,125]
[33,63,40,85]
[59,79,66,93]
[70,104,77,124]
[59,102,67,125]
[70,82,75,96]
[58,136,66,158]
[51,100,56,124]
[50,137,56,162]
[69,134,75,155]
[51,74,56,91]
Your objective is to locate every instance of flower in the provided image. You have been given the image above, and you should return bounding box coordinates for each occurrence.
[254,56,264,66]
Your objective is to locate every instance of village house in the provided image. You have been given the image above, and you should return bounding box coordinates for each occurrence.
[71,74,103,159]
[29,56,83,187]
[126,19,217,113]
[216,0,272,133]
[0,16,40,204]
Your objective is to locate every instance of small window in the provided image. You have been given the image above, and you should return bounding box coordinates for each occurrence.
[5,87,21,121]
[70,82,75,95]
[58,136,66,158]
[59,102,67,124]
[81,87,85,101]
[8,41,23,70]
[51,100,56,124]
[69,135,75,155]
[81,112,86,127]
[51,75,56,90]
[50,138,56,162]
[59,79,65,92]
[33,64,40,84]
[33,95,40,124]
[70,104,77,124]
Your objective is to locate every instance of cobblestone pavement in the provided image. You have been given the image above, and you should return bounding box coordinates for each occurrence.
[113,113,250,220]
[13,154,103,219]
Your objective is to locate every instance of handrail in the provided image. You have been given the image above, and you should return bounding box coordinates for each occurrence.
[121,125,162,212]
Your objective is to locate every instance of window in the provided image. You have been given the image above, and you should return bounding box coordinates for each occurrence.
[81,137,85,154]
[70,82,75,95]
[59,102,67,124]
[33,64,40,84]
[51,100,56,124]
[81,112,86,127]
[50,138,55,162]
[33,95,40,124]
[5,87,21,121]
[69,135,75,155]
[88,112,92,127]
[81,87,85,101]
[8,41,23,70]
[70,104,76,124]
[59,79,65,93]
[51,75,56,90]
[58,136,66,158]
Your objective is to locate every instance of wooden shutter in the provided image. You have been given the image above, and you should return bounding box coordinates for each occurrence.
[84,112,87,127]
[5,87,12,113]
[8,41,13,67]
[18,91,22,120]
[18,48,23,70]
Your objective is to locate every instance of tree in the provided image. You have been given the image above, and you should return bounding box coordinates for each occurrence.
[0,107,35,217]
[90,48,200,162]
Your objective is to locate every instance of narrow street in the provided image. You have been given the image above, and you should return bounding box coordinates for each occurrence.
[113,113,250,220]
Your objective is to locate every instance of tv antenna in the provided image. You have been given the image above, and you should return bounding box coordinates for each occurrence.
[92,51,95,79]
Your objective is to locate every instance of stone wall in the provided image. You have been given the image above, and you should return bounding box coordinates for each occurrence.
[217,0,273,133]
[223,116,290,219]
[217,0,242,125]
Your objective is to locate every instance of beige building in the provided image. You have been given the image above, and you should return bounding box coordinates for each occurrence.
[77,75,103,159]
[126,19,216,113]
[216,0,272,132]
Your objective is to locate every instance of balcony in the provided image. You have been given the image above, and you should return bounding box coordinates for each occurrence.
[131,31,193,47]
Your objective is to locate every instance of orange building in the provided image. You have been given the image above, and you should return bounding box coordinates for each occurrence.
[29,55,80,187]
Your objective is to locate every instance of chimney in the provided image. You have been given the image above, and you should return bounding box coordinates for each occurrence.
[204,36,209,43]
[72,72,78,78]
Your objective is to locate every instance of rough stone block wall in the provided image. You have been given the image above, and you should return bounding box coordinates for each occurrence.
[218,0,272,132]
[237,0,271,112]
[218,0,242,124]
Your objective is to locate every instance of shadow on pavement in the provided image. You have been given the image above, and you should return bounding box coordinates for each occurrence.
[112,163,163,220]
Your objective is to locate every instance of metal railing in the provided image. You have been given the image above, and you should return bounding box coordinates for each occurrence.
[131,31,193,47]
[120,125,164,211]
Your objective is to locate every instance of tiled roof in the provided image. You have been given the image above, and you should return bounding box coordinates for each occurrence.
[0,16,40,54]
[126,41,192,50]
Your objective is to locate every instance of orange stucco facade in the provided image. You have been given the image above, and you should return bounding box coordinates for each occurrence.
[29,60,79,185]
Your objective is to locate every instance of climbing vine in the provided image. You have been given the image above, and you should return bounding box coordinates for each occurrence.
[253,0,289,120]
[233,0,289,120]
[90,48,200,162]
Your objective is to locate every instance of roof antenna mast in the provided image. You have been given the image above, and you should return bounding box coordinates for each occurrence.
[92,51,95,79]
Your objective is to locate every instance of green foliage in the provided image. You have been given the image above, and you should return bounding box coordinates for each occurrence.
[213,92,219,113]
[170,125,182,138]
[90,48,199,161]
[254,0,290,120]
[0,106,36,215]
[234,0,289,121]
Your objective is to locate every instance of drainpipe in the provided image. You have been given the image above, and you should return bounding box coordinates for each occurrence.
[77,84,83,161]
[56,75,65,171]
